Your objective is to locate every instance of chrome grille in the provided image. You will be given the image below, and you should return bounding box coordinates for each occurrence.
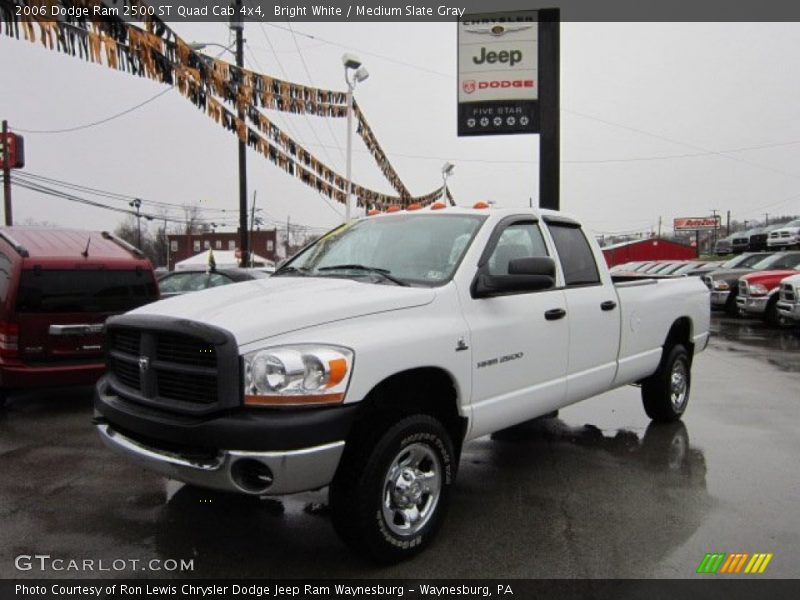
[738,281,748,296]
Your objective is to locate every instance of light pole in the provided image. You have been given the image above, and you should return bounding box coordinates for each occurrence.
[343,54,369,222]
[441,162,455,206]
[129,198,142,248]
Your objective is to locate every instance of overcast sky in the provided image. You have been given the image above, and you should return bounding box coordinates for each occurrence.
[2,21,800,238]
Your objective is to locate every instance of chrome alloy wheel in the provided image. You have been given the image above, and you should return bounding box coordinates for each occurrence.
[382,442,442,537]
[670,359,689,410]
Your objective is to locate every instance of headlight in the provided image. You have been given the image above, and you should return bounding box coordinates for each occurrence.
[713,281,730,290]
[749,283,768,296]
[243,345,353,407]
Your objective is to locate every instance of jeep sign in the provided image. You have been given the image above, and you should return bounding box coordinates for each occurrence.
[458,10,539,136]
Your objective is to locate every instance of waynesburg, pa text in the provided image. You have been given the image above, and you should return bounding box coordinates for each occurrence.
[16,584,512,597]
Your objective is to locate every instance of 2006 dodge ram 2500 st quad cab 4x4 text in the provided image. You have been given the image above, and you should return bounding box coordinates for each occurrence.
[95,207,710,562]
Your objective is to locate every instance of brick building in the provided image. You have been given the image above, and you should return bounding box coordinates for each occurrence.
[167,230,278,269]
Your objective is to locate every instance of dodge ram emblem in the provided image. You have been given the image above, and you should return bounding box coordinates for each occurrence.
[463,80,476,94]
[138,357,150,373]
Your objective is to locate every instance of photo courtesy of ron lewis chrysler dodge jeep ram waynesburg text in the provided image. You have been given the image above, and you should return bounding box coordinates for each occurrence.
[93,206,710,562]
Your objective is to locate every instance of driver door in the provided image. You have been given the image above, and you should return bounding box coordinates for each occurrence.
[459,217,569,438]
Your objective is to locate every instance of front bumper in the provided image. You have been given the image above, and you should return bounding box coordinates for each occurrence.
[777,301,800,322]
[97,423,344,495]
[710,290,730,307]
[737,296,769,315]
[94,376,357,495]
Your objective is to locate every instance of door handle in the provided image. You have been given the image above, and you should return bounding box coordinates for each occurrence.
[545,308,567,321]
[601,300,617,311]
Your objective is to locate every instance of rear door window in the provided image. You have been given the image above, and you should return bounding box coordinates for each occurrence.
[547,224,601,286]
[16,270,158,313]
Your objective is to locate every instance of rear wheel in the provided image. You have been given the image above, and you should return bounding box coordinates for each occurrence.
[329,414,455,563]
[642,344,691,423]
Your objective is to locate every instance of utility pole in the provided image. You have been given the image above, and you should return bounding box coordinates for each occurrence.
[710,208,719,250]
[129,198,142,248]
[232,0,249,267]
[657,216,662,238]
[249,190,257,267]
[726,210,731,236]
[764,213,769,226]
[2,120,11,226]
[285,215,291,258]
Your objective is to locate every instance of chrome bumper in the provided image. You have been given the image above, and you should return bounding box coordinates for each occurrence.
[737,296,769,314]
[777,301,800,321]
[97,423,345,495]
[710,290,730,306]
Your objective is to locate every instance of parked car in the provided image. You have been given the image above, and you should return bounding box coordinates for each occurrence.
[776,274,800,324]
[95,206,709,562]
[714,236,734,255]
[670,261,715,276]
[747,225,779,252]
[767,219,800,249]
[737,253,800,325]
[731,229,758,254]
[157,268,268,299]
[702,252,779,315]
[0,228,158,406]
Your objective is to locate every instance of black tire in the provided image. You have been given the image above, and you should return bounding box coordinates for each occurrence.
[329,414,455,563]
[764,296,782,327]
[641,344,691,423]
[724,289,740,317]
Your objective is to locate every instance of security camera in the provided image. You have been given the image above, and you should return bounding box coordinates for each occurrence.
[342,53,362,69]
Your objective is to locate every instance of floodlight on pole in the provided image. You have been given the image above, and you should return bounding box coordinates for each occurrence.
[442,162,455,206]
[343,54,368,222]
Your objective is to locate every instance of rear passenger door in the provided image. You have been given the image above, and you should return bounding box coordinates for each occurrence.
[544,217,621,403]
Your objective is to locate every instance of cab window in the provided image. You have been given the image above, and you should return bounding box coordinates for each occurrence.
[487,222,549,276]
[547,223,601,286]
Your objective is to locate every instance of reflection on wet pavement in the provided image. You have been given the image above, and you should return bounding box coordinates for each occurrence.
[710,314,800,371]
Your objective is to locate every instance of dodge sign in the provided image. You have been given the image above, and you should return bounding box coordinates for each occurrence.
[458,10,539,136]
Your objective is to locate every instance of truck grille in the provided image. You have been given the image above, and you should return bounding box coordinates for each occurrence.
[782,283,796,302]
[105,319,240,415]
[703,276,713,290]
[738,281,748,296]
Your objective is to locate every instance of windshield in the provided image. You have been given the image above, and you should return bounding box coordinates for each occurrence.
[751,253,800,271]
[278,214,486,286]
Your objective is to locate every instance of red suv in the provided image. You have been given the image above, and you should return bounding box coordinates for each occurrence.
[0,228,158,406]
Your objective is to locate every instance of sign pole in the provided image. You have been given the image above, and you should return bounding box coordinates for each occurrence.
[1,120,11,226]
[538,9,560,211]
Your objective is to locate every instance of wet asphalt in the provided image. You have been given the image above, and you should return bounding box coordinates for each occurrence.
[1,314,798,579]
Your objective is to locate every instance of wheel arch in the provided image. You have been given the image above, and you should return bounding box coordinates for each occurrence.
[662,317,695,364]
[349,367,468,455]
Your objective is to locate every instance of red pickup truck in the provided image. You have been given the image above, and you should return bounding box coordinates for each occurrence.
[737,265,800,325]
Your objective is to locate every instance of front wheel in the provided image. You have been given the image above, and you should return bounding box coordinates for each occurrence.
[641,344,691,423]
[329,414,455,563]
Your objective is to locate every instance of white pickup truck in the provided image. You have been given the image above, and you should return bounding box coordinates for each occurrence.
[95,206,710,562]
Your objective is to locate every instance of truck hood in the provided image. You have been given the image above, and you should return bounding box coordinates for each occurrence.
[740,269,799,284]
[705,267,755,281]
[129,276,436,344]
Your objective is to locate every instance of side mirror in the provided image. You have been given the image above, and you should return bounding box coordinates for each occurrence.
[472,257,556,298]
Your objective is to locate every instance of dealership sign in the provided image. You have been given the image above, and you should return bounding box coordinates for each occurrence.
[458,10,539,136]
[0,132,24,169]
[673,216,722,231]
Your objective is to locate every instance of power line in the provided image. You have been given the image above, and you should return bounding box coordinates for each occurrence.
[13,88,174,134]
[286,22,347,166]
[263,23,451,79]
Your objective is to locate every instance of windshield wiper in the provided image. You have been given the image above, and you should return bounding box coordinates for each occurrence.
[317,264,410,286]
[272,265,310,277]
